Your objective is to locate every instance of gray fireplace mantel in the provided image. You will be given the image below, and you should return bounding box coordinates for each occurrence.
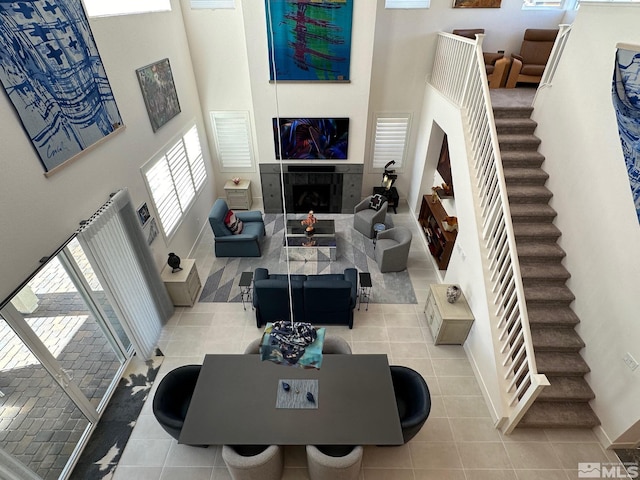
[260,163,363,214]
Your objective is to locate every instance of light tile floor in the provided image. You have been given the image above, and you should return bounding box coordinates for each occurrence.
[113,202,620,480]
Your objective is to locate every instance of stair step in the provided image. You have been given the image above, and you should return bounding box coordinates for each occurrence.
[500,150,545,168]
[520,263,571,286]
[518,402,600,428]
[517,242,566,263]
[535,351,591,376]
[495,117,538,135]
[531,327,584,351]
[510,204,557,223]
[493,106,534,119]
[504,167,549,186]
[524,285,575,306]
[537,376,595,402]
[506,185,553,204]
[513,223,562,243]
[499,134,542,151]
[527,305,580,328]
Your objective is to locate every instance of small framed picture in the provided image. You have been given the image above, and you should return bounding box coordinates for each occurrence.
[137,203,151,227]
[147,218,159,245]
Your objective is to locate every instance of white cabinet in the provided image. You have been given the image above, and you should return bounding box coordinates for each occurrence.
[161,259,202,307]
[424,284,474,345]
[224,179,252,210]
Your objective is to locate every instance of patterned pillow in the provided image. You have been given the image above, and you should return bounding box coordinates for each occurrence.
[224,210,244,234]
[369,194,386,211]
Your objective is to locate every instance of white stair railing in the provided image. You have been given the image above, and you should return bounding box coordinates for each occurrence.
[535,24,572,103]
[430,32,549,433]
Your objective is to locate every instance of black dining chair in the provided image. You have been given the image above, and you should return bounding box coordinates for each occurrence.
[389,365,431,443]
[152,364,202,442]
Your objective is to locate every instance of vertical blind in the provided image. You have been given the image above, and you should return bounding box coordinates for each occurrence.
[76,189,173,360]
[372,113,411,170]
[210,111,255,171]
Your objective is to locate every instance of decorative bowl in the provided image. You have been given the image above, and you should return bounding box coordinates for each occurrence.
[232,177,241,185]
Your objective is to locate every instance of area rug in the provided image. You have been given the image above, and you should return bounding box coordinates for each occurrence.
[69,350,164,480]
[199,213,417,305]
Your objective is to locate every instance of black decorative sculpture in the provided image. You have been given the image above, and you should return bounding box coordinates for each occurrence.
[167,252,182,273]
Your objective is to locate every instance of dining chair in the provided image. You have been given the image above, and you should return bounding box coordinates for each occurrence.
[152,364,202,443]
[390,365,431,443]
[222,444,284,480]
[322,335,352,354]
[306,444,363,480]
[243,338,262,354]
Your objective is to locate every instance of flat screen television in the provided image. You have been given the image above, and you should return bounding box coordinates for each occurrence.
[273,117,349,160]
[437,134,453,195]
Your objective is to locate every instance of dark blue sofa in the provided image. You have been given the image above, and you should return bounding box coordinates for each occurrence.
[208,199,265,257]
[253,268,358,329]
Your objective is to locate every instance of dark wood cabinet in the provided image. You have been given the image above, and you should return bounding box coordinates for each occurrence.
[418,195,457,270]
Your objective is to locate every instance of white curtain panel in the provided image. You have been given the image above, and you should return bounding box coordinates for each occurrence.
[77,189,173,360]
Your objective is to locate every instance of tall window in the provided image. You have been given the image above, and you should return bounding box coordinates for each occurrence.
[191,0,236,8]
[142,124,207,239]
[372,113,411,171]
[83,0,171,17]
[210,111,255,172]
[385,0,430,8]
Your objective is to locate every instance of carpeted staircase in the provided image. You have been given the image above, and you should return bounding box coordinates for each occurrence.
[494,105,600,429]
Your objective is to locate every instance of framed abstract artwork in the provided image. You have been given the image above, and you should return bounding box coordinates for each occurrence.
[273,118,349,159]
[0,0,124,175]
[612,45,640,224]
[265,0,353,82]
[453,0,501,7]
[136,58,181,132]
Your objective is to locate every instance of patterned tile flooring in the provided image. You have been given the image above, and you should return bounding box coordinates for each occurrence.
[112,202,623,480]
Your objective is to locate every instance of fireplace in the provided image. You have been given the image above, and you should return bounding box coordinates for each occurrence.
[291,185,331,213]
[260,164,363,214]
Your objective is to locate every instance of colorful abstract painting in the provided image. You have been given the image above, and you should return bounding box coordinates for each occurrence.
[136,58,181,133]
[0,0,123,174]
[612,47,640,224]
[273,117,349,159]
[265,0,353,82]
[453,0,501,7]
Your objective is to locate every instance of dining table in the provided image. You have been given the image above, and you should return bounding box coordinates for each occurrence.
[179,353,403,446]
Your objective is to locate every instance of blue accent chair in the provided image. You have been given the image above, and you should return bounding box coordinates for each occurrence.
[208,199,265,257]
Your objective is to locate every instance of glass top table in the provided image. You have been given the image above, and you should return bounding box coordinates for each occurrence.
[284,219,337,261]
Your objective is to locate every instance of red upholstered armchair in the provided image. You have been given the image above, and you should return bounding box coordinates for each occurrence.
[452,29,511,89]
[505,28,559,88]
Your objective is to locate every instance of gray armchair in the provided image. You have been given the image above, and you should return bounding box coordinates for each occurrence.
[208,199,265,257]
[353,195,388,239]
[375,226,412,273]
[322,335,352,354]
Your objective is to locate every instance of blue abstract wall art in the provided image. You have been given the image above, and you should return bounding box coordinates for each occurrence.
[0,0,124,175]
[612,46,640,224]
[265,0,353,82]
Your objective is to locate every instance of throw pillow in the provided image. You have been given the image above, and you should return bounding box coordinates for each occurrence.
[369,194,386,211]
[224,210,244,234]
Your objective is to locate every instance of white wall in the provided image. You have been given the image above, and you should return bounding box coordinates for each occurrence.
[0,0,214,301]
[411,85,504,422]
[531,4,640,447]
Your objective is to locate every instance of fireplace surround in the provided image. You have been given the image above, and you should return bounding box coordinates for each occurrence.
[260,164,363,214]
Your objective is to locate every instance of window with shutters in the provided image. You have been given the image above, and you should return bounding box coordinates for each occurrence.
[142,124,207,240]
[371,113,411,171]
[191,0,235,9]
[83,0,171,17]
[385,0,430,8]
[210,111,255,172]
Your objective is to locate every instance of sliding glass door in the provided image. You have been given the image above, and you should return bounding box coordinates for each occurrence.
[0,238,132,479]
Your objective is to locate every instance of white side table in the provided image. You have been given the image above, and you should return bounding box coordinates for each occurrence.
[224,179,252,210]
[161,259,202,307]
[424,284,474,345]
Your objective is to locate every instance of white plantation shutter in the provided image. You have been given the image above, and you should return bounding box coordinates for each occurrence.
[385,0,430,8]
[142,124,207,239]
[191,0,235,8]
[372,114,411,170]
[211,111,255,171]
